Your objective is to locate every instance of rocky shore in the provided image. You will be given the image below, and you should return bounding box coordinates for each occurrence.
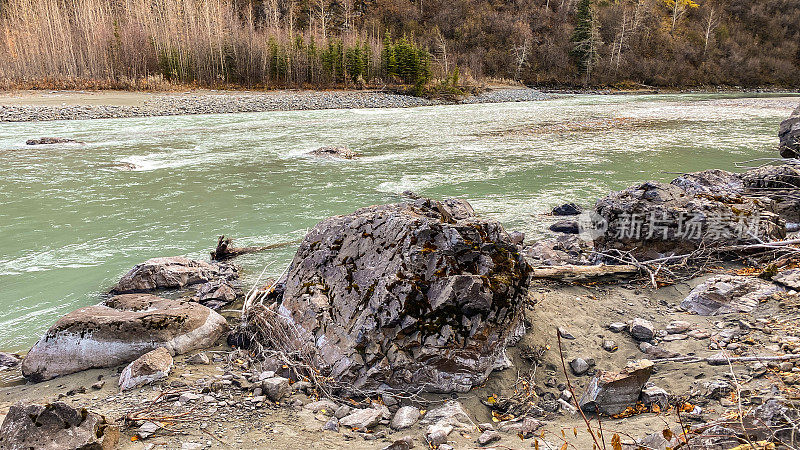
[0,88,547,122]
[1,102,799,450]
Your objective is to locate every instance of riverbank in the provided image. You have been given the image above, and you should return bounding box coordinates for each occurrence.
[0,87,548,122]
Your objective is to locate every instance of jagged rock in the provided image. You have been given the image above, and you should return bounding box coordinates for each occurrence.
[119,347,173,391]
[570,358,589,375]
[187,352,210,365]
[339,405,390,429]
[549,220,579,234]
[743,398,800,443]
[579,360,653,416]
[22,293,228,381]
[639,342,678,358]
[25,137,81,145]
[553,203,583,216]
[640,384,670,409]
[670,169,745,200]
[261,376,290,401]
[192,278,241,310]
[508,231,525,245]
[0,352,20,370]
[680,275,784,315]
[774,268,800,290]
[111,256,238,294]
[323,417,339,432]
[635,429,681,450]
[741,164,800,222]
[692,425,742,449]
[310,146,358,159]
[779,104,800,158]
[420,400,472,429]
[390,406,421,430]
[524,235,588,266]
[0,401,118,450]
[630,318,655,341]
[594,181,784,259]
[271,198,530,393]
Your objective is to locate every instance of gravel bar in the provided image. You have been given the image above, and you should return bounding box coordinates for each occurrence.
[0,88,548,122]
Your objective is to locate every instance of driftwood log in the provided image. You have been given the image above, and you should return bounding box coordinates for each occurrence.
[530,264,639,280]
[211,235,298,261]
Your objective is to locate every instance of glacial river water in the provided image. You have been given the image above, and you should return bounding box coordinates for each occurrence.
[1,92,798,354]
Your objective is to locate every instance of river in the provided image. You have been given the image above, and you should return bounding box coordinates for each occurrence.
[0,92,797,353]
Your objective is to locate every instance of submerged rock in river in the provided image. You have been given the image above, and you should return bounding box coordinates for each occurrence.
[22,293,228,381]
[309,146,358,159]
[269,197,530,393]
[25,137,82,145]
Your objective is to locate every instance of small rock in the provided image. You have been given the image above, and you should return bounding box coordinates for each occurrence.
[390,406,421,430]
[261,376,290,402]
[334,405,352,419]
[608,322,627,333]
[478,423,494,431]
[187,352,210,365]
[179,392,201,403]
[323,417,340,432]
[558,327,575,340]
[687,329,710,339]
[630,318,655,341]
[602,340,618,352]
[138,421,160,439]
[662,333,688,342]
[666,320,691,334]
[118,347,173,391]
[477,430,501,445]
[420,400,471,429]
[640,384,670,409]
[305,399,339,415]
[549,220,579,234]
[780,361,794,372]
[382,436,415,450]
[340,405,390,429]
[425,424,452,446]
[553,203,583,216]
[91,380,105,390]
[570,358,589,375]
[579,360,654,415]
[0,352,21,369]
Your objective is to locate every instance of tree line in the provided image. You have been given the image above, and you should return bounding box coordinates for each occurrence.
[0,0,797,89]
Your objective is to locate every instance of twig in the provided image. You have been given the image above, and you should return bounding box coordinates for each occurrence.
[556,328,603,450]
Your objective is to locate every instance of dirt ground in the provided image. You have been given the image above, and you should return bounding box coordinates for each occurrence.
[3,268,791,450]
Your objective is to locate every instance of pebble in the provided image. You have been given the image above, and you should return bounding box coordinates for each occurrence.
[666,320,692,334]
[477,430,501,445]
[570,358,589,375]
[608,322,627,333]
[558,327,575,340]
[602,340,618,352]
[630,318,655,341]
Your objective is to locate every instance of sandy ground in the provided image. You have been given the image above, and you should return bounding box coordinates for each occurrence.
[2,269,784,449]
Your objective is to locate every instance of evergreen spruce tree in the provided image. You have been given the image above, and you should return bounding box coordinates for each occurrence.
[381,32,396,79]
[570,0,598,83]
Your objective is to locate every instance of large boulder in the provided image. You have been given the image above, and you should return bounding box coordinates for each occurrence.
[111,256,238,294]
[22,293,228,381]
[271,198,530,393]
[779,104,800,158]
[594,181,784,259]
[680,275,784,315]
[0,402,118,450]
[670,169,744,200]
[741,164,800,222]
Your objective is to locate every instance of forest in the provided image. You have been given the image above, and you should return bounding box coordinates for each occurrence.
[0,0,798,89]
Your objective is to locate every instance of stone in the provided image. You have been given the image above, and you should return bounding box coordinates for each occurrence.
[390,406,421,430]
[22,294,228,381]
[192,278,241,310]
[261,376,290,402]
[687,329,710,339]
[779,104,800,158]
[662,334,687,342]
[425,424,452,446]
[119,347,173,391]
[665,320,691,334]
[640,384,670,409]
[774,268,800,290]
[382,436,415,450]
[601,340,617,352]
[570,358,589,375]
[558,327,576,340]
[267,198,530,393]
[680,275,784,315]
[508,231,525,245]
[0,352,21,370]
[549,220,579,234]
[741,164,800,222]
[179,392,201,403]
[420,400,472,429]
[26,137,80,145]
[91,380,105,390]
[339,405,390,429]
[0,401,118,449]
[323,417,340,432]
[187,352,210,365]
[636,429,681,450]
[630,318,655,341]
[524,235,588,266]
[743,398,800,443]
[594,180,784,260]
[553,203,583,216]
[111,256,238,294]
[310,146,358,159]
[608,322,626,333]
[639,342,678,358]
[496,417,542,437]
[579,360,653,416]
[137,421,160,439]
[305,399,339,415]
[670,169,745,200]
[334,405,351,419]
[477,430,500,445]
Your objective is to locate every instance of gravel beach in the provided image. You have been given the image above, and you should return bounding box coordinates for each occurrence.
[0,87,548,122]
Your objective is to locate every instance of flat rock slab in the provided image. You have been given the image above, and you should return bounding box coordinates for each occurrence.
[0,401,118,450]
[774,268,800,290]
[579,360,653,416]
[22,293,228,381]
[680,275,784,315]
[112,256,237,293]
[339,405,390,429]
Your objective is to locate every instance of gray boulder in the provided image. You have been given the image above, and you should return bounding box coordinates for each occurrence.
[670,169,745,200]
[779,104,800,158]
[0,402,118,450]
[272,198,530,393]
[549,220,579,234]
[594,181,784,260]
[553,203,582,216]
[680,275,783,315]
[112,256,238,294]
[629,318,655,341]
[0,352,21,370]
[192,278,241,310]
[579,360,653,416]
[118,347,173,391]
[741,164,800,222]
[339,405,390,429]
[261,376,291,401]
[390,406,421,430]
[420,400,472,429]
[22,293,228,381]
